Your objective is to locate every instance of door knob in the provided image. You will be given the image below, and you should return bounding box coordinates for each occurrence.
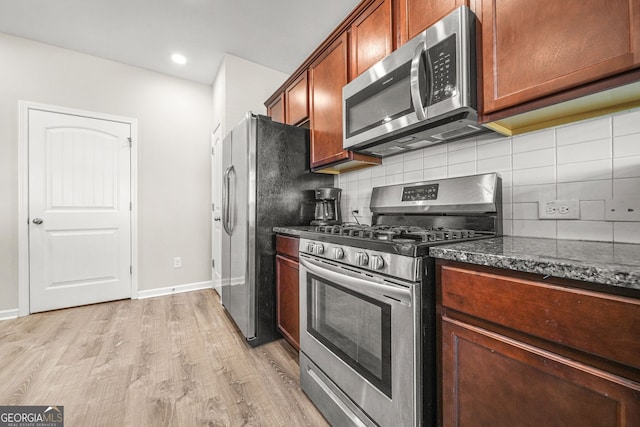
[214,216,221,222]
[32,218,43,224]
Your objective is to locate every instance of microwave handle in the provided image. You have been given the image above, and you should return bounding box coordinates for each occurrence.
[410,41,428,121]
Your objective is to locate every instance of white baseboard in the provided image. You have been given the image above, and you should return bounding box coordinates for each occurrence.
[0,309,19,322]
[137,280,213,300]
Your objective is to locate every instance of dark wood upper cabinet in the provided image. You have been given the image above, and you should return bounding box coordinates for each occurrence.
[481,0,640,114]
[267,71,309,126]
[309,32,382,173]
[396,0,469,46]
[307,0,390,173]
[285,71,309,125]
[267,94,285,123]
[265,0,383,174]
[309,33,350,169]
[349,0,393,80]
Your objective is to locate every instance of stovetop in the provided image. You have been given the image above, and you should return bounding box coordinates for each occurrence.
[314,223,485,242]
[301,223,495,257]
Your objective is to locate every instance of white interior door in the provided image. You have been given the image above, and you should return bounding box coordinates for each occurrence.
[28,109,132,313]
[211,125,223,296]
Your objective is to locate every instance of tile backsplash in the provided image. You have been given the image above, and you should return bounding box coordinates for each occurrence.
[335,108,640,244]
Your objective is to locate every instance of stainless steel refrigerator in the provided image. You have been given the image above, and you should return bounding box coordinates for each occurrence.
[220,112,333,346]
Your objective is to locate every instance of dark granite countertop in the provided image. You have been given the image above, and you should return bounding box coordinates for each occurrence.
[273,226,316,237]
[429,236,640,293]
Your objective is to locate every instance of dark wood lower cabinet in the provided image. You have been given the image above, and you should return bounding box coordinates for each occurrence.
[437,260,640,427]
[441,316,640,427]
[275,235,300,350]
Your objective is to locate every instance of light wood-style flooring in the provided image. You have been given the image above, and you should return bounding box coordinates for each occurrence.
[0,289,329,426]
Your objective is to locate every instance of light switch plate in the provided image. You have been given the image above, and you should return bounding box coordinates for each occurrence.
[538,200,580,220]
[605,199,640,221]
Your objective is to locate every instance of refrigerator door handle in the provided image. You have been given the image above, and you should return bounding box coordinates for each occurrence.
[228,165,236,234]
[222,165,233,235]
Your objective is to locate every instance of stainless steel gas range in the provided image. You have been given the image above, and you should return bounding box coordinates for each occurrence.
[298,173,502,427]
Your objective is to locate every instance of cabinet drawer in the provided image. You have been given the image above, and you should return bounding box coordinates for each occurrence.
[439,263,640,370]
[276,234,299,259]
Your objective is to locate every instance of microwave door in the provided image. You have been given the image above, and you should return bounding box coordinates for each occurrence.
[343,31,429,150]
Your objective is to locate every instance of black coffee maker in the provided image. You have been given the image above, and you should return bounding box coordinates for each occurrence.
[311,187,342,225]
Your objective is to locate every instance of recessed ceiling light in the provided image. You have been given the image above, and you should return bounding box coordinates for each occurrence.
[171,53,187,65]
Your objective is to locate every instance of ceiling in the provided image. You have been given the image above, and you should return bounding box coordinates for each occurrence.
[0,0,361,85]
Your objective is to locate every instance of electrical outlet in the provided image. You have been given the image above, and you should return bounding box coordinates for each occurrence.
[605,199,640,221]
[538,200,580,220]
[173,257,182,268]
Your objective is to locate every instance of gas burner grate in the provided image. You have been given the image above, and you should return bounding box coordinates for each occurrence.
[313,223,486,243]
[402,228,476,242]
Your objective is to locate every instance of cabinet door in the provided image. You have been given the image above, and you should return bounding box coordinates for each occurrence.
[350,0,393,80]
[276,254,300,350]
[309,32,350,169]
[397,0,469,46]
[267,94,285,123]
[285,71,309,125]
[441,317,640,427]
[482,0,640,114]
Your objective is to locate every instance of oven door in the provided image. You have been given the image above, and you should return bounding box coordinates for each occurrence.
[299,254,421,427]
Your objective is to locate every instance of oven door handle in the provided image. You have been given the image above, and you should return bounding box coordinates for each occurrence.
[300,256,412,304]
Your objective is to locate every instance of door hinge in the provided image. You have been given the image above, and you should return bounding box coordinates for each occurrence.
[130,265,133,275]
[130,201,132,211]
[211,147,214,156]
[211,259,215,269]
[128,137,132,147]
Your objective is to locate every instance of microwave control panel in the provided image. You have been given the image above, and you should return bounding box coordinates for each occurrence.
[428,35,457,104]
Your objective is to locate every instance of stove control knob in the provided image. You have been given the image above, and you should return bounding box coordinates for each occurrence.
[355,252,369,267]
[370,255,385,270]
[333,247,344,260]
[314,243,325,255]
[306,242,315,253]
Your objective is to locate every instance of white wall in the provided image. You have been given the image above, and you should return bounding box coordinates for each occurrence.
[337,108,640,244]
[212,53,287,137]
[0,33,214,312]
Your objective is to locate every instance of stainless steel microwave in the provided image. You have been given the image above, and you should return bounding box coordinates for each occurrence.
[342,6,487,157]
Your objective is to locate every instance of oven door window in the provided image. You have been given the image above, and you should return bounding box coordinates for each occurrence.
[306,273,392,398]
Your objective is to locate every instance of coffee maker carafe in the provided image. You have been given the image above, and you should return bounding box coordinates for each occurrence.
[311,187,342,225]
